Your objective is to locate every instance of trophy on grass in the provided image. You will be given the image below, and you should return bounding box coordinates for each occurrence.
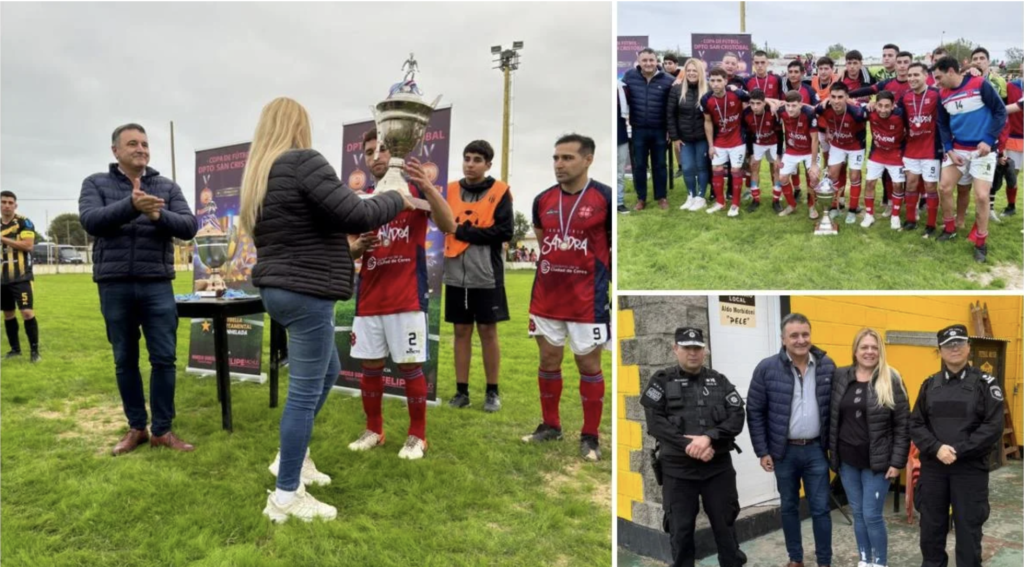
[194,214,240,297]
[368,53,442,210]
[813,177,839,236]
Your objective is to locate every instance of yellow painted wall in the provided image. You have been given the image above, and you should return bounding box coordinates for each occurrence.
[617,308,643,521]
[792,296,1023,443]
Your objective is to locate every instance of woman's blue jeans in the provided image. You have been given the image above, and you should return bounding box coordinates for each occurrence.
[678,140,710,199]
[839,462,892,565]
[260,287,340,491]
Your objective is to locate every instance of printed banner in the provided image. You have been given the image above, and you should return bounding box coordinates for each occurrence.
[187,142,265,381]
[334,107,452,404]
[691,34,753,76]
[617,35,648,80]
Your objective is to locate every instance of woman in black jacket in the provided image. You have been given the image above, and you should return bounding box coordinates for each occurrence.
[666,58,711,211]
[239,97,410,523]
[829,328,910,567]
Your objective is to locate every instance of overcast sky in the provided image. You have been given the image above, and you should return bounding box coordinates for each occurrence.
[1,2,612,237]
[620,1,1023,62]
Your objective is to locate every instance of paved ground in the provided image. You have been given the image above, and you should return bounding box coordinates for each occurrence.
[619,462,1023,567]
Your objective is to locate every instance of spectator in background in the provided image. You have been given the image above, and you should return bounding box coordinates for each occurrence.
[622,48,675,210]
[663,53,682,80]
[667,58,712,211]
[617,80,631,214]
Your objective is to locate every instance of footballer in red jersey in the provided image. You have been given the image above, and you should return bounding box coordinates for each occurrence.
[524,134,610,463]
[860,91,907,229]
[747,51,785,102]
[776,90,822,217]
[742,89,783,211]
[840,50,876,102]
[346,129,456,460]
[817,82,868,215]
[702,67,751,217]
[898,62,944,235]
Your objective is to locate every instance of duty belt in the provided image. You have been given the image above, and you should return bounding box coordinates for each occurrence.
[787,437,820,446]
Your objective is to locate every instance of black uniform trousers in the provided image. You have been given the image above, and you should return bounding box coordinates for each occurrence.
[918,461,990,567]
[662,468,742,567]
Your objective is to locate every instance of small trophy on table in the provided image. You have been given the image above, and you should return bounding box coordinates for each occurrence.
[368,53,442,210]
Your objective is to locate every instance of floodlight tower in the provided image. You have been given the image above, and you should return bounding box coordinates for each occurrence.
[492,41,523,183]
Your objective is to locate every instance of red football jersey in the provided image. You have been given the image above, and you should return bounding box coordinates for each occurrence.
[743,107,779,146]
[897,87,942,159]
[816,104,868,151]
[777,106,818,155]
[701,91,748,148]
[1008,82,1023,141]
[868,109,906,166]
[746,73,784,101]
[355,183,430,316]
[530,180,611,324]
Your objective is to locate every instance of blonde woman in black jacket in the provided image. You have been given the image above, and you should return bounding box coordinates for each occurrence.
[828,328,910,567]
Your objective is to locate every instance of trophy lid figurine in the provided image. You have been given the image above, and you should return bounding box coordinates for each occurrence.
[369,53,441,210]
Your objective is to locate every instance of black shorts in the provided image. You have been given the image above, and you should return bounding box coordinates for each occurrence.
[1,280,33,311]
[445,285,509,325]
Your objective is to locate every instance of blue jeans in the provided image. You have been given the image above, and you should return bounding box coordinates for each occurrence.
[774,444,833,566]
[632,127,668,201]
[679,140,710,198]
[839,462,891,565]
[260,287,340,491]
[617,143,629,207]
[98,280,179,437]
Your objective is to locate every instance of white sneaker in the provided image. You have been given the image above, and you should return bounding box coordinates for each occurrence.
[882,204,892,217]
[689,197,706,211]
[890,215,902,230]
[397,435,427,460]
[741,189,752,202]
[990,208,1001,223]
[348,430,385,451]
[262,484,337,523]
[727,205,740,217]
[808,208,819,220]
[680,195,694,210]
[706,202,724,214]
[268,449,331,487]
[778,205,795,217]
[860,214,876,228]
[828,208,840,220]
[845,211,858,224]
[857,562,871,567]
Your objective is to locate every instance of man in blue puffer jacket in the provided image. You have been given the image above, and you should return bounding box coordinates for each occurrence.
[747,313,835,567]
[622,47,675,210]
[79,123,198,456]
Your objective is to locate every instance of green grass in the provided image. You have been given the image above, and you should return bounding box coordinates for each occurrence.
[0,272,611,567]
[618,166,1024,290]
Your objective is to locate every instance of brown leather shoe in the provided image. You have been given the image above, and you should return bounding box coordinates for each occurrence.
[658,198,669,210]
[150,431,195,452]
[634,200,646,211]
[785,562,804,567]
[112,428,149,456]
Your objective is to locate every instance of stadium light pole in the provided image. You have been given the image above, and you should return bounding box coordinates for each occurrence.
[740,1,746,33]
[492,41,523,183]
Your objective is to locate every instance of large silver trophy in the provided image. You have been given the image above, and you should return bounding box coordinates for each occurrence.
[812,178,840,236]
[368,53,441,210]
[194,214,240,297]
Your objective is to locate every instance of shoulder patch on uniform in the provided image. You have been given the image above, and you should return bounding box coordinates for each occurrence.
[990,385,1004,401]
[645,385,664,402]
[726,392,742,407]
[982,373,995,384]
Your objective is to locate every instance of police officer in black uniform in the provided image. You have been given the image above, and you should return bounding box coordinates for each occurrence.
[910,324,1004,567]
[641,327,746,567]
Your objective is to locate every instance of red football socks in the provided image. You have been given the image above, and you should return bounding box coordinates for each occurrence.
[905,192,920,222]
[731,172,745,206]
[538,368,563,429]
[926,193,939,227]
[580,373,605,438]
[712,170,726,206]
[402,366,428,440]
[361,365,385,434]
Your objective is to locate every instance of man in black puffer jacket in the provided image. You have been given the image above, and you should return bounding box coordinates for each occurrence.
[79,123,199,456]
[622,48,675,210]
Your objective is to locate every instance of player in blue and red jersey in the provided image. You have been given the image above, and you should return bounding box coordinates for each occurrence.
[860,91,907,229]
[525,133,611,463]
[934,57,1007,263]
[742,89,782,212]
[347,129,456,460]
[776,90,822,217]
[817,82,868,219]
[702,67,751,217]
[897,62,945,236]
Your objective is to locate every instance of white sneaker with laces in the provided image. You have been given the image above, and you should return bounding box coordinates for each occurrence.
[845,211,858,224]
[706,202,724,214]
[348,430,385,451]
[680,195,693,210]
[808,208,819,220]
[990,208,1001,222]
[860,214,876,228]
[890,215,902,230]
[262,484,337,523]
[690,197,706,211]
[397,435,427,460]
[268,449,331,486]
[778,205,795,217]
[727,205,740,217]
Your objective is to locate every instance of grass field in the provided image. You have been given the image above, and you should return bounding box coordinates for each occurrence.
[0,272,611,567]
[618,166,1024,290]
